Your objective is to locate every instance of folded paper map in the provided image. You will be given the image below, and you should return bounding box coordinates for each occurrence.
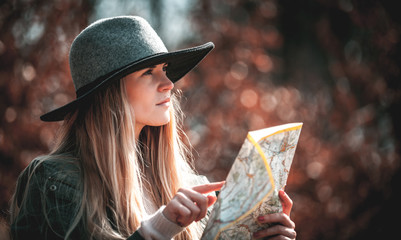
[201,123,303,240]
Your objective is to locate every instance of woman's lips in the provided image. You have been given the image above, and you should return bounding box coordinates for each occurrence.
[156,98,171,106]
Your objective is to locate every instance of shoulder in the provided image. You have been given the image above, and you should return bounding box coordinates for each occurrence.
[12,154,85,238]
[17,153,82,204]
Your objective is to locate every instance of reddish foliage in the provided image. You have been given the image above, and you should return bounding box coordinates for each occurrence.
[1,0,400,239]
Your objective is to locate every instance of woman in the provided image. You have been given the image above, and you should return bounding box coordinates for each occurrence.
[9,16,296,240]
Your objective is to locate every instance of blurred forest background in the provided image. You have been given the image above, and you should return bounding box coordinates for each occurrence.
[1,0,400,239]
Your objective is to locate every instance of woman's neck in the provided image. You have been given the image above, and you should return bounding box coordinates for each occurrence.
[135,124,144,140]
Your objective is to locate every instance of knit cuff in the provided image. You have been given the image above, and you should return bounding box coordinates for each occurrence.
[137,206,184,240]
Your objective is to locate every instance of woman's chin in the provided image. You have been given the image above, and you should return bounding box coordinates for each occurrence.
[151,116,171,127]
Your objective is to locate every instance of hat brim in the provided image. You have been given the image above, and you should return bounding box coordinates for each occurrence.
[40,42,214,122]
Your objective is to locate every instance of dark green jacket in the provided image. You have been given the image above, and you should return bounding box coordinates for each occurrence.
[10,156,144,240]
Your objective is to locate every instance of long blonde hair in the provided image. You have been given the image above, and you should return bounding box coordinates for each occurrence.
[11,78,204,239]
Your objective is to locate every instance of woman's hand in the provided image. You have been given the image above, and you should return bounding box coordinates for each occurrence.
[253,190,296,239]
[163,181,225,227]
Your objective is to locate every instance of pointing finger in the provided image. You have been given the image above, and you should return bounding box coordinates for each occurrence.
[191,181,225,194]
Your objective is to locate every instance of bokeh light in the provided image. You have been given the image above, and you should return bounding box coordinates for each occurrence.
[1,0,400,239]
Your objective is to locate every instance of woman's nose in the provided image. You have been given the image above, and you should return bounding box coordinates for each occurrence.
[158,74,174,92]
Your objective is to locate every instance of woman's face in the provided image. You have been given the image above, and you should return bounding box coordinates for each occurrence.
[125,63,174,135]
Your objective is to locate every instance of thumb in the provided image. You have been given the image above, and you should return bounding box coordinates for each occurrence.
[207,195,217,207]
[279,190,293,217]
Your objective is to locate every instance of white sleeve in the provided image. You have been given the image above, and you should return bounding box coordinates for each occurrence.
[137,206,184,240]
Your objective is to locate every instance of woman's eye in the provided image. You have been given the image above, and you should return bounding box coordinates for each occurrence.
[142,69,153,76]
[162,64,168,72]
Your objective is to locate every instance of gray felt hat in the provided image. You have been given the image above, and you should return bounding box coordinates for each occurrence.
[40,16,214,122]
